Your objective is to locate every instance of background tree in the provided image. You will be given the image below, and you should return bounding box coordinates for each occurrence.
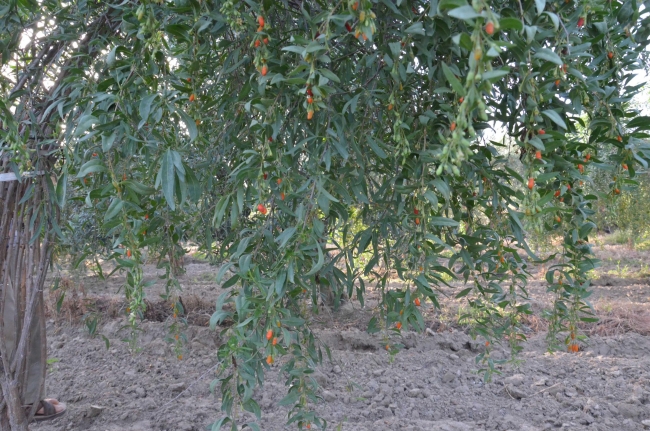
[1,0,650,429]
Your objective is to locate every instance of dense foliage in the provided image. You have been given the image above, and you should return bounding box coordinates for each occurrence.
[2,0,650,429]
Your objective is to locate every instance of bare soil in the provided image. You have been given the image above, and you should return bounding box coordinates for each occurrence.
[31,238,650,431]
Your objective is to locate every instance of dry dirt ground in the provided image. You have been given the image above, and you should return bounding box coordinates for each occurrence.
[31,239,650,431]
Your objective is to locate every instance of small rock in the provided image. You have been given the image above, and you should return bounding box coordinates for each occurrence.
[565,389,578,398]
[545,383,564,395]
[505,384,527,399]
[641,419,650,428]
[312,370,329,386]
[322,390,336,402]
[407,388,421,398]
[135,387,146,397]
[505,374,525,387]
[88,405,104,418]
[169,382,186,393]
[332,365,342,374]
[442,372,456,384]
[533,378,547,386]
[372,370,383,377]
[449,354,459,360]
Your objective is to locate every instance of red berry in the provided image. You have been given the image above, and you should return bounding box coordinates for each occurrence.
[485,22,495,35]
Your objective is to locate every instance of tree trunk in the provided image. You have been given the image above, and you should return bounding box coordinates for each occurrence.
[0,157,56,429]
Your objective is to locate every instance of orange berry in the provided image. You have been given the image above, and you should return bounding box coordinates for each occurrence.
[577,17,584,28]
[385,344,390,350]
[187,78,191,83]
[263,38,269,44]
[570,332,576,340]
[266,329,273,340]
[307,96,313,104]
[527,177,534,190]
[254,39,260,48]
[617,135,622,142]
[387,103,393,111]
[459,97,464,103]
[554,190,560,197]
[414,298,421,306]
[195,119,200,126]
[535,150,542,160]
[257,203,267,214]
[586,153,591,160]
[261,65,268,76]
[352,1,359,10]
[607,51,614,59]
[485,22,495,35]
[555,216,561,223]
[175,334,179,340]
[578,164,584,173]
[122,173,127,181]
[266,355,273,365]
[362,33,368,41]
[450,122,456,132]
[257,15,265,27]
[126,249,132,257]
[614,188,620,195]
[280,192,285,200]
[272,337,278,346]
[92,152,97,157]
[396,322,402,330]
[555,79,560,87]
[622,163,628,170]
[178,354,183,360]
[307,110,314,120]
[414,217,420,225]
[538,129,546,135]
[485,341,490,347]
[189,93,195,102]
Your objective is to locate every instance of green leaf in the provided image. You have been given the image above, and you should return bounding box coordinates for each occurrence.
[160,150,176,210]
[405,22,425,35]
[535,0,546,16]
[55,173,67,208]
[305,242,324,276]
[533,48,563,66]
[499,17,523,30]
[429,216,459,227]
[542,109,567,129]
[440,62,466,96]
[177,109,198,141]
[447,5,481,20]
[76,159,107,178]
[318,68,340,83]
[104,198,123,222]
[139,94,157,122]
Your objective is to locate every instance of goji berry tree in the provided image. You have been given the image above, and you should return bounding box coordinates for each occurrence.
[2,0,650,429]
